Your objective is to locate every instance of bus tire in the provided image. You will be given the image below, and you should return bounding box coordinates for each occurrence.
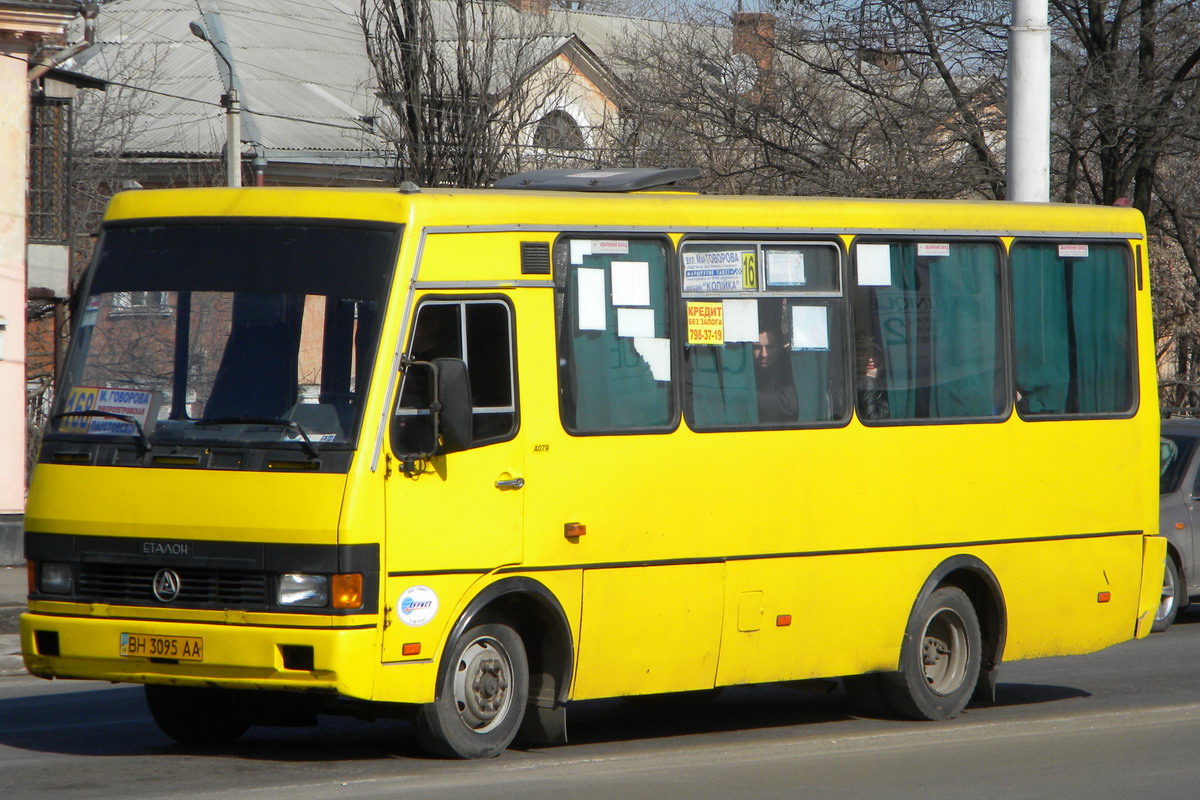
[413,619,529,759]
[1153,556,1182,633]
[144,685,250,746]
[883,586,981,721]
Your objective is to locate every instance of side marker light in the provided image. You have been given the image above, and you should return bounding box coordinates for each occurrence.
[1097,591,1111,603]
[776,615,792,627]
[564,522,586,539]
[402,642,421,656]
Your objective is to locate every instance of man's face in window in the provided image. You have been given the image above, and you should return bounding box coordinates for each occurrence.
[754,330,783,370]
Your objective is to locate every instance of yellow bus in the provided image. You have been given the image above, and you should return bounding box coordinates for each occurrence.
[22,169,1164,758]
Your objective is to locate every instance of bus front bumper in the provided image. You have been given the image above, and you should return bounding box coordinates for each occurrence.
[19,611,385,699]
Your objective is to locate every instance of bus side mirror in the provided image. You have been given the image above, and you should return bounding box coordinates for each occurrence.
[432,357,472,455]
[393,358,473,465]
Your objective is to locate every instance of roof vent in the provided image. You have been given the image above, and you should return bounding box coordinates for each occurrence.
[494,168,702,193]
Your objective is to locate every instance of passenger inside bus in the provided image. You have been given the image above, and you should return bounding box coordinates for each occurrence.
[753,324,798,423]
[856,339,890,420]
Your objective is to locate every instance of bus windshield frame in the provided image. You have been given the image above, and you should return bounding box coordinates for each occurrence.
[46,219,400,466]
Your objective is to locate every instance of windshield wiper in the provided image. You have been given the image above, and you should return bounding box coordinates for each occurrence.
[51,410,152,454]
[194,416,320,458]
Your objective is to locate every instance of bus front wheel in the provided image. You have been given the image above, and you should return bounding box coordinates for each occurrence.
[413,619,529,758]
[884,586,981,721]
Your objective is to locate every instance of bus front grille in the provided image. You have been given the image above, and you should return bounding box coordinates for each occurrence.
[77,563,270,609]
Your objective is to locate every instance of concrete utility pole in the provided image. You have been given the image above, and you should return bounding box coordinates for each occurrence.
[1008,0,1051,202]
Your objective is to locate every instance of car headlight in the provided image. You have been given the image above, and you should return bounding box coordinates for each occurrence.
[39,562,73,595]
[278,573,328,607]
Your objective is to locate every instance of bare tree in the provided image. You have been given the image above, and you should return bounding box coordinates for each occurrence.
[611,2,1008,199]
[360,0,594,187]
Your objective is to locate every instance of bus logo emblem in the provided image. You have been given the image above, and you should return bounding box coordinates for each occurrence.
[152,569,182,602]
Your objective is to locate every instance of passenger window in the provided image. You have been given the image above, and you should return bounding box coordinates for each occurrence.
[1011,241,1134,417]
[852,240,1004,421]
[555,237,673,433]
[393,299,516,453]
[681,241,848,429]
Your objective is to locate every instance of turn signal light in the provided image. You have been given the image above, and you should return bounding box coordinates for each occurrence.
[332,573,363,609]
[402,642,421,656]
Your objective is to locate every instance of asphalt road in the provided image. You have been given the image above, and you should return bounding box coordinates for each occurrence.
[2,607,1199,799]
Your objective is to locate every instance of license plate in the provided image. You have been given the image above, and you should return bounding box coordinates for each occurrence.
[120,633,204,661]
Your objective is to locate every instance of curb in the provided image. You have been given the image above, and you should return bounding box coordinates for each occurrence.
[0,634,25,678]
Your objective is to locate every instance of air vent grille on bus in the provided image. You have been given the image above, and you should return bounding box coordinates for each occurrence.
[521,241,551,275]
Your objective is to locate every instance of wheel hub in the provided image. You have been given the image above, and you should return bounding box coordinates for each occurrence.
[920,608,968,696]
[453,639,513,732]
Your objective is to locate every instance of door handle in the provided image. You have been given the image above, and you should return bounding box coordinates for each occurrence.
[495,477,525,490]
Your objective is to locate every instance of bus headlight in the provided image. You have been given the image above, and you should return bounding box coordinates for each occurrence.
[40,562,73,595]
[278,573,328,607]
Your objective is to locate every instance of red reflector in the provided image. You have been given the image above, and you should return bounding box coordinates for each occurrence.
[776,614,792,627]
[402,642,421,656]
[564,522,586,538]
[1097,591,1111,603]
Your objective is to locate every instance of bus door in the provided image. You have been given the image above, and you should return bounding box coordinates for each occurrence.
[381,297,524,661]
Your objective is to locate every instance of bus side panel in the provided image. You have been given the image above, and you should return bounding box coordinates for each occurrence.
[715,534,1146,687]
[994,534,1147,659]
[716,555,908,686]
[571,563,724,699]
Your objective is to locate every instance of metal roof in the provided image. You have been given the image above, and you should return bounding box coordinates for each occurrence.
[63,0,694,174]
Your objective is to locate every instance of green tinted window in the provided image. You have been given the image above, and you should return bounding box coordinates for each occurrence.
[1011,241,1134,416]
[681,241,847,428]
[852,240,1004,421]
[556,238,673,433]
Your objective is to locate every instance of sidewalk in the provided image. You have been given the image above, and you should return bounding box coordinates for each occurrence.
[0,564,27,677]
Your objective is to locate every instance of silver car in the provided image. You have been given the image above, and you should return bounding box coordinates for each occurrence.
[1156,419,1200,631]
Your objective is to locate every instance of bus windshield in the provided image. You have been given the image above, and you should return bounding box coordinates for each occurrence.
[51,221,398,454]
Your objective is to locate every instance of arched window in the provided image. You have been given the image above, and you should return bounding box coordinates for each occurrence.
[533,110,585,151]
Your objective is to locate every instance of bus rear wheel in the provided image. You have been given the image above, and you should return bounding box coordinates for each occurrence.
[144,685,250,746]
[413,619,529,758]
[884,586,981,721]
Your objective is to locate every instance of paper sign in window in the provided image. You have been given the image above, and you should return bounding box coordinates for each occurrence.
[857,244,893,286]
[791,305,829,351]
[634,337,671,382]
[723,299,759,343]
[577,268,606,331]
[611,261,650,306]
[917,242,950,258]
[570,239,592,265]
[683,250,745,292]
[687,301,723,345]
[766,250,806,286]
[592,240,630,256]
[1058,243,1089,259]
[617,307,655,338]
